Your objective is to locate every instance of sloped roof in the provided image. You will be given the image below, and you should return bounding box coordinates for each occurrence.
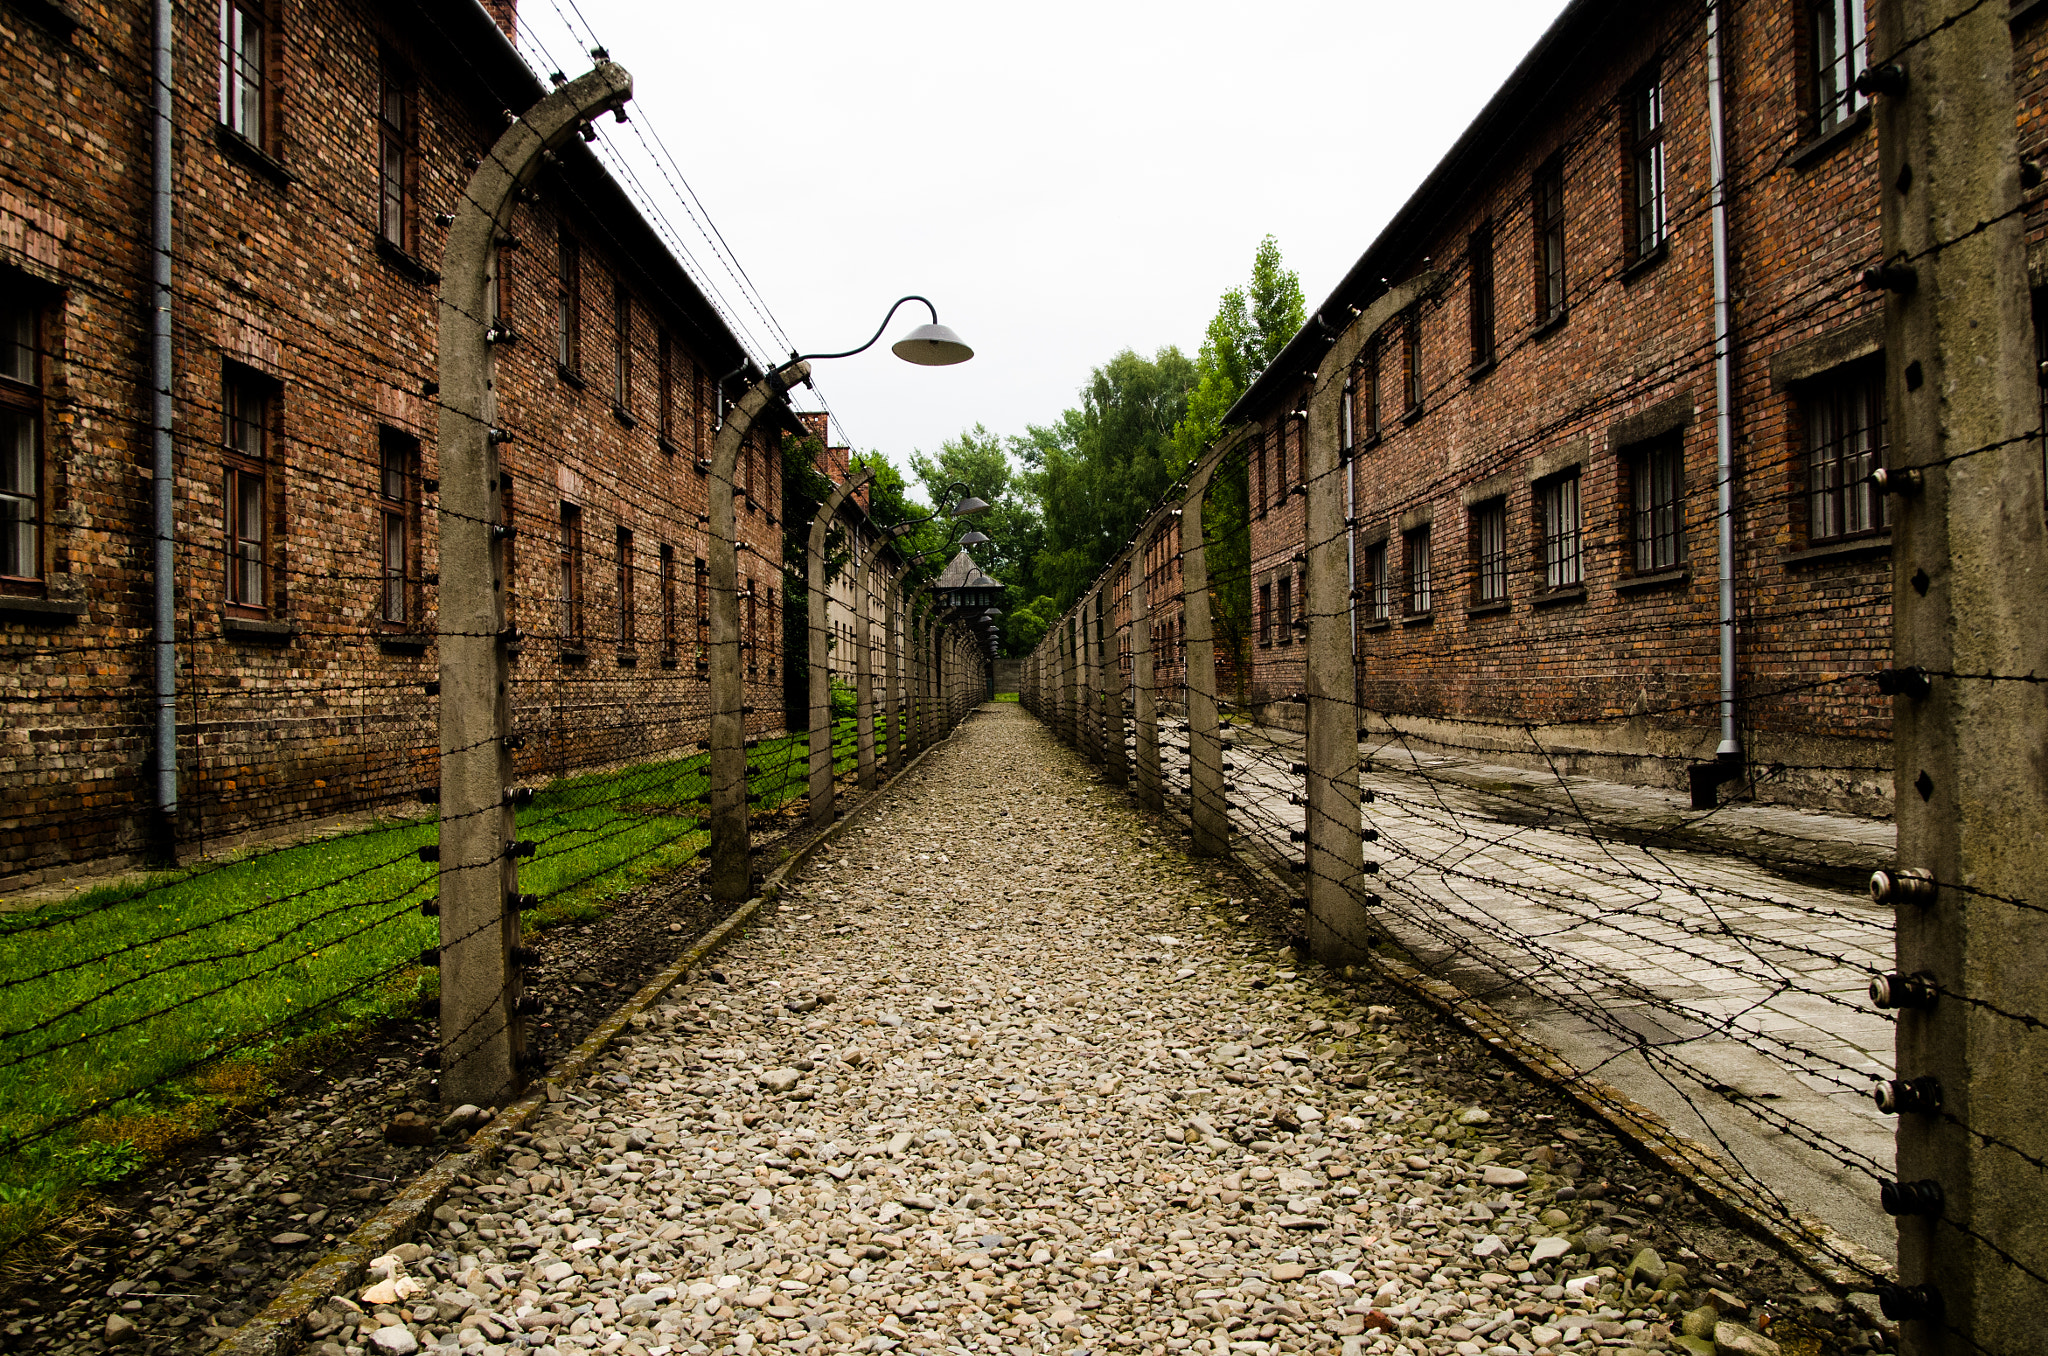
[935,550,1002,591]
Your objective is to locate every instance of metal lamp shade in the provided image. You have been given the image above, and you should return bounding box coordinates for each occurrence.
[950,496,991,518]
[960,529,991,546]
[892,322,974,367]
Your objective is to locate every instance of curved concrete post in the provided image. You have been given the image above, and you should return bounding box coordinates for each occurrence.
[1305,325,1369,962]
[1131,548,1160,812]
[855,539,878,792]
[709,361,809,900]
[807,471,872,830]
[1100,575,1127,786]
[1181,446,1232,857]
[883,573,900,773]
[435,62,632,1108]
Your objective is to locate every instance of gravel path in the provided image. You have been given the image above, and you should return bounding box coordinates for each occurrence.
[303,704,1889,1356]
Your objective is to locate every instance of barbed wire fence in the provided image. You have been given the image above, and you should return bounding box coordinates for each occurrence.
[0,63,988,1248]
[1023,4,2047,1351]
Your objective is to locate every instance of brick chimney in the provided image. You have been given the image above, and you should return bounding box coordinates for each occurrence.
[797,411,829,446]
[481,0,517,41]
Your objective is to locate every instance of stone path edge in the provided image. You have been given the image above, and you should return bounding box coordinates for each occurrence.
[214,728,962,1356]
[1164,794,1898,1297]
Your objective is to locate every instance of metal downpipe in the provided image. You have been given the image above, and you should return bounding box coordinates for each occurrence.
[1708,0,1741,759]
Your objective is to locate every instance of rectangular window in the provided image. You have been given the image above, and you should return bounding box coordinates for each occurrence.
[556,232,581,374]
[1402,309,1423,416]
[657,331,674,446]
[1534,159,1567,324]
[1469,221,1496,368]
[1472,500,1507,603]
[616,526,635,647]
[744,578,757,671]
[1275,420,1290,492]
[1631,440,1685,571]
[766,586,777,676]
[693,556,708,665]
[218,0,265,144]
[558,502,583,642]
[742,431,756,505]
[223,373,270,613]
[1364,542,1390,623]
[1540,471,1584,589]
[377,430,415,625]
[1807,364,1887,542]
[1813,0,1869,134]
[612,280,632,412]
[1631,79,1668,259]
[1258,580,1273,647]
[659,543,676,658]
[1405,526,1432,615]
[378,59,411,249]
[1276,572,1293,647]
[1,297,42,584]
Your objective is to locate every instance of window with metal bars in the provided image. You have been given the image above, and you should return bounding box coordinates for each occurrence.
[1631,78,1667,259]
[377,430,415,626]
[558,503,583,643]
[1363,541,1390,624]
[657,331,674,448]
[1539,471,1583,590]
[612,280,632,415]
[1534,159,1567,325]
[1276,572,1293,647]
[616,526,635,648]
[1405,527,1432,615]
[1254,430,1268,518]
[744,577,757,673]
[1812,0,1869,135]
[378,59,411,249]
[1629,439,1685,571]
[1402,309,1423,417]
[660,543,676,660]
[223,373,271,614]
[1,295,43,586]
[556,232,581,375]
[694,556,708,667]
[218,0,266,145]
[1258,580,1273,647]
[1805,362,1887,543]
[1471,500,1507,603]
[1469,222,1495,368]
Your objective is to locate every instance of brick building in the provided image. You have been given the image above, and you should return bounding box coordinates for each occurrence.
[1229,0,2048,811]
[1,0,797,885]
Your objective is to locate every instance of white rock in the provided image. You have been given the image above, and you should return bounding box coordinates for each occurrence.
[369,1327,420,1355]
[1528,1236,1571,1263]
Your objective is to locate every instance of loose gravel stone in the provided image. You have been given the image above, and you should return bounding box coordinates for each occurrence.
[277,704,1887,1356]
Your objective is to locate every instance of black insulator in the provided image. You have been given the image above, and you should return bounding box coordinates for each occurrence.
[417,845,441,863]
[1879,1179,1945,1217]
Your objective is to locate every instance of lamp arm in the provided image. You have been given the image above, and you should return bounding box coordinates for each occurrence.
[790,296,941,366]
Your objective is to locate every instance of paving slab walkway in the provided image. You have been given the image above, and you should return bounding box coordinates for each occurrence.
[1156,725,1897,1264]
[310,704,1884,1356]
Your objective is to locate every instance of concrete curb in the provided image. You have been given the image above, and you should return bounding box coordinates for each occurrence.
[216,727,962,1356]
[1120,743,1897,1296]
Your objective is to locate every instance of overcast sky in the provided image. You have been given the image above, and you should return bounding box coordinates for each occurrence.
[516,0,1573,492]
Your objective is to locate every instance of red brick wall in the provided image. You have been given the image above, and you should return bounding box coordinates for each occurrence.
[0,0,787,885]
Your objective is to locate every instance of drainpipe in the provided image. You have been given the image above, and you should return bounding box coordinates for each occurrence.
[1695,0,1743,807]
[151,0,178,854]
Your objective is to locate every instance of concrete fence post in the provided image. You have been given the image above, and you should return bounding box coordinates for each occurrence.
[855,543,878,792]
[1180,453,1230,857]
[1304,328,1370,964]
[434,61,632,1107]
[1099,583,1127,786]
[885,573,904,775]
[1876,4,2048,1349]
[709,360,810,901]
[1131,543,1162,813]
[808,472,871,831]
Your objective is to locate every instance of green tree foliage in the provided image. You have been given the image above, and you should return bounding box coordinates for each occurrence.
[909,425,1042,598]
[1168,235,1305,699]
[1021,346,1196,611]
